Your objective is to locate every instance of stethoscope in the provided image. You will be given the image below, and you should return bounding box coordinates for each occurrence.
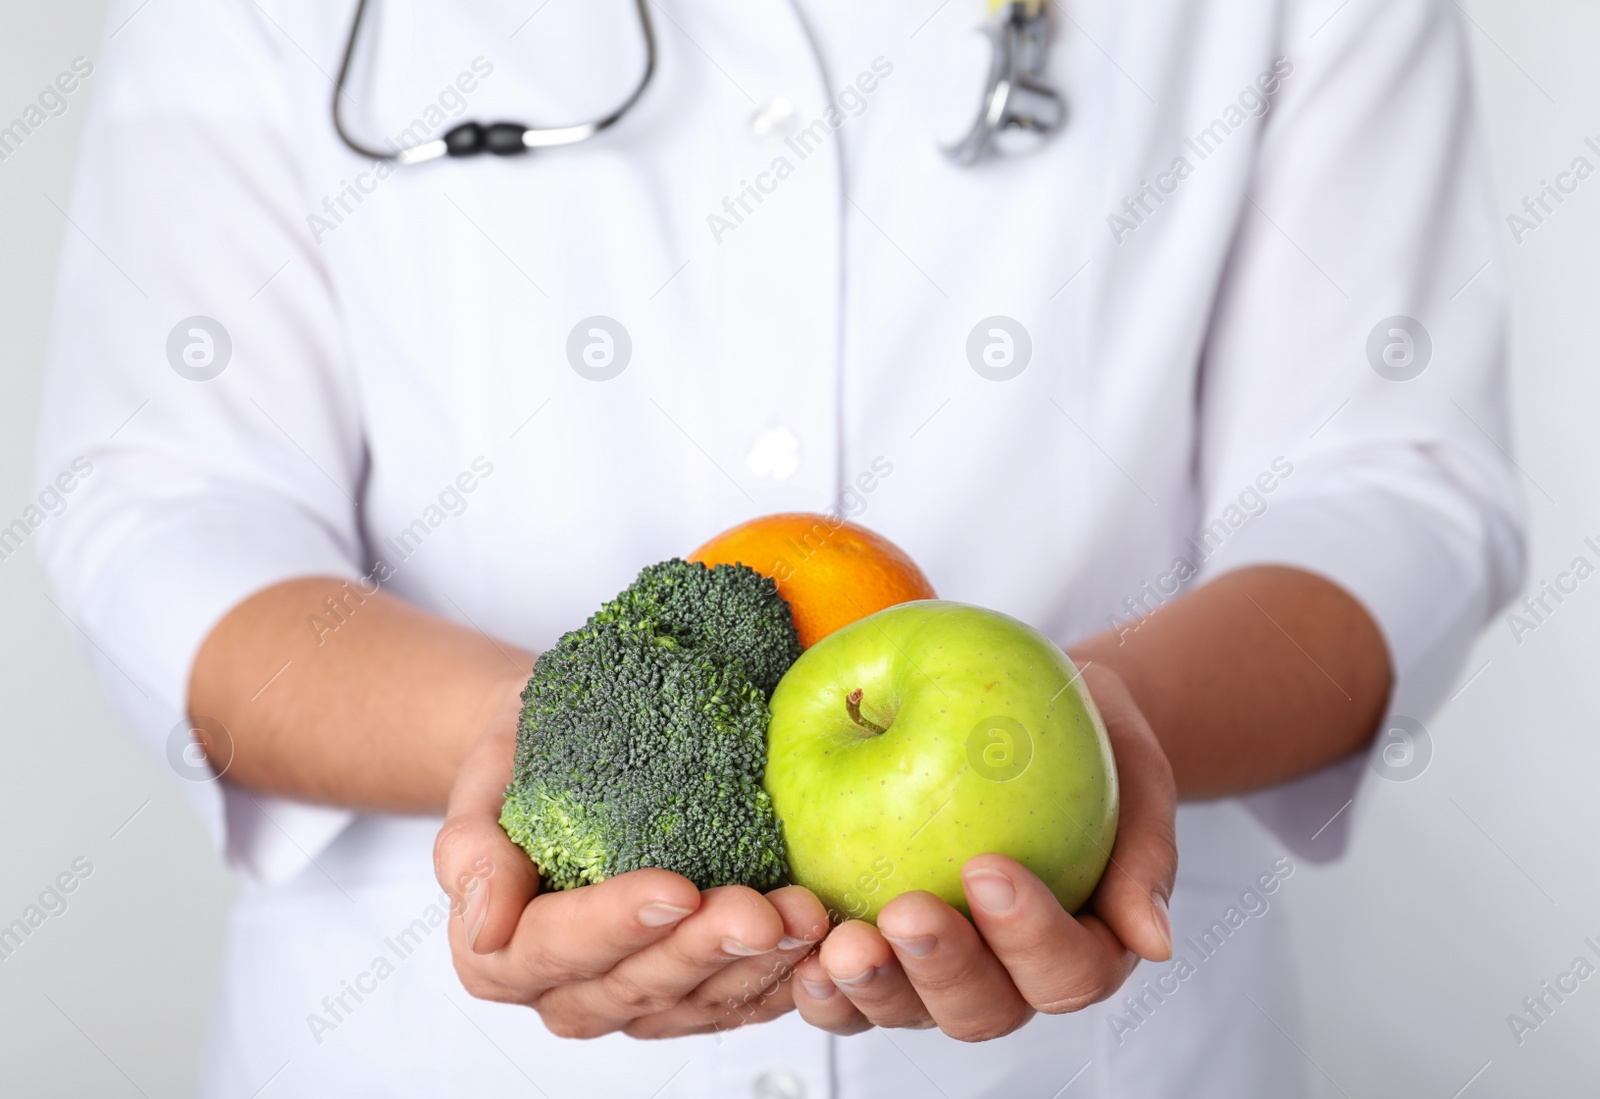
[331,0,1064,167]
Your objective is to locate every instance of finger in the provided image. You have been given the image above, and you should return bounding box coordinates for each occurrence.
[875,890,1035,1041]
[962,854,1134,1014]
[538,885,784,1030]
[792,952,873,1036]
[435,710,540,955]
[624,984,802,1041]
[626,885,829,1039]
[626,976,798,1040]
[476,868,702,1003]
[818,920,933,1030]
[682,884,829,1012]
[1080,666,1179,962]
[626,966,799,1040]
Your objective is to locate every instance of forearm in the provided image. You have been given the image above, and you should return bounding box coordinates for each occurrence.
[1072,565,1391,801]
[189,577,533,813]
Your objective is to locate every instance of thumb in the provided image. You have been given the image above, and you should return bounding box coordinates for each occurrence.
[435,697,540,955]
[1079,665,1179,964]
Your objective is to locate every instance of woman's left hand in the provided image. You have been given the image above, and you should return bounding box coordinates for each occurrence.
[788,663,1178,1041]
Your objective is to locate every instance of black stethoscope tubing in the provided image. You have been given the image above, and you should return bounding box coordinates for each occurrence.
[331,0,658,163]
[330,0,1061,166]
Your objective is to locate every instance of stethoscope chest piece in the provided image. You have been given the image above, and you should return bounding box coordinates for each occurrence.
[944,1,1066,165]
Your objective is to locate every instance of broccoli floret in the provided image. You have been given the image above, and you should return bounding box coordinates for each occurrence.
[590,558,801,694]
[500,560,798,891]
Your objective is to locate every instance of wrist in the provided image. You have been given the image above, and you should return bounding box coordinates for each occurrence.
[1064,651,1169,780]
[1066,643,1139,711]
[443,660,533,797]
[477,666,533,738]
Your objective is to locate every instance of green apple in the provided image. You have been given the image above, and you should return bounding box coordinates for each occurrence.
[764,600,1118,923]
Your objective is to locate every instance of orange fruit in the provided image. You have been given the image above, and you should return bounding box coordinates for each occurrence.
[689,512,936,648]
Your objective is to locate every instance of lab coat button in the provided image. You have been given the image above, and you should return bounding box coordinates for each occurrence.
[749,98,797,142]
[745,425,801,481]
[752,1069,805,1099]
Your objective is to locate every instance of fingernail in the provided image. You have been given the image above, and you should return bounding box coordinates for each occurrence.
[777,935,813,951]
[883,934,937,958]
[963,868,1016,914]
[464,884,489,952]
[832,966,882,989]
[638,902,694,928]
[800,977,837,1001]
[721,937,772,957]
[1151,890,1174,955]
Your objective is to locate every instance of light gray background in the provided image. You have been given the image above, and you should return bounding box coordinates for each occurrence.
[2,3,1596,1095]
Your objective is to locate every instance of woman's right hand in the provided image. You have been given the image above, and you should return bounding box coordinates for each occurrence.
[433,687,829,1039]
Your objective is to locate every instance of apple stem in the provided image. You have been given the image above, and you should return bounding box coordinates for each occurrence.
[845,688,887,736]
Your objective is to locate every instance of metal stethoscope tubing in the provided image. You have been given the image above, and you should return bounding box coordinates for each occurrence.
[331,0,658,164]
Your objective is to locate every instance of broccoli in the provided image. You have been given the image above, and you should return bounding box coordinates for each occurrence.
[500,559,798,891]
[590,558,802,694]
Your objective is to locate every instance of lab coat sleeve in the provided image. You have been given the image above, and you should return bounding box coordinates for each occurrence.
[1194,0,1526,858]
[35,0,361,883]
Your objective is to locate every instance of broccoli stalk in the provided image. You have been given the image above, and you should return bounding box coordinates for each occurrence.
[500,559,798,891]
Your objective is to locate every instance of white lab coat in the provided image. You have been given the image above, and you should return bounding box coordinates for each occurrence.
[37,0,1522,1095]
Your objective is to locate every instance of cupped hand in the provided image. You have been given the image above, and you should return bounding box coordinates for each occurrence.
[434,685,829,1039]
[790,663,1178,1040]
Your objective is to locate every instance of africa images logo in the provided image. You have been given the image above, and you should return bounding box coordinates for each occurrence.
[0,56,94,164]
[706,57,893,243]
[966,317,1032,382]
[166,316,232,381]
[1106,58,1294,244]
[0,457,94,565]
